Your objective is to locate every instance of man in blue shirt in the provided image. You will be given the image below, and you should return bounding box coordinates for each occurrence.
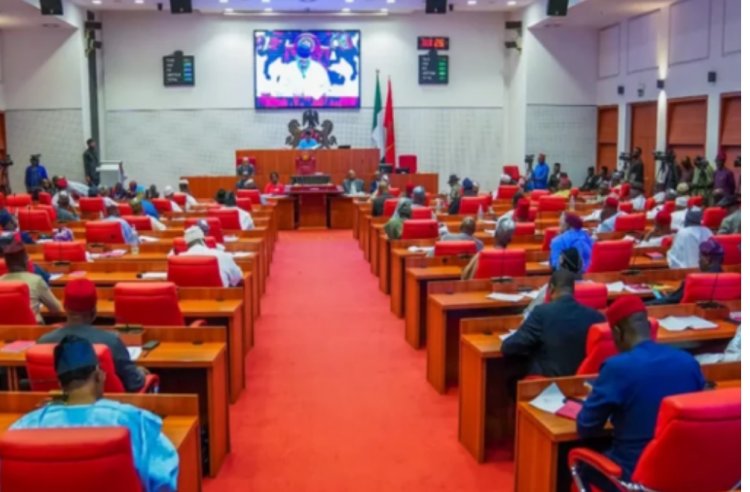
[24,154,49,193]
[297,130,320,150]
[10,335,178,492]
[104,204,139,246]
[550,212,593,272]
[531,153,550,190]
[575,295,705,490]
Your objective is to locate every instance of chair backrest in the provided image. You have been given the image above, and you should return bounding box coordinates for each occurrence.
[458,196,487,215]
[25,343,125,393]
[17,209,53,232]
[496,185,518,199]
[37,192,52,205]
[150,198,172,214]
[6,194,31,207]
[185,217,224,243]
[397,154,417,173]
[614,213,646,232]
[618,201,634,214]
[114,282,185,325]
[576,319,658,375]
[631,388,740,492]
[701,207,727,228]
[172,236,218,254]
[236,189,262,205]
[573,282,608,309]
[382,198,401,218]
[410,206,433,219]
[680,273,741,303]
[402,220,439,240]
[236,155,257,166]
[588,240,634,273]
[0,283,37,325]
[167,255,223,287]
[529,189,550,201]
[541,227,560,252]
[713,234,740,265]
[687,196,703,208]
[85,221,125,244]
[0,427,142,492]
[644,197,656,211]
[537,195,566,213]
[34,205,56,223]
[208,208,242,230]
[78,197,105,214]
[514,222,536,236]
[474,249,526,278]
[121,215,152,232]
[662,201,676,213]
[433,240,477,257]
[502,165,520,181]
[116,203,133,216]
[235,198,252,212]
[171,193,187,207]
[618,183,630,199]
[388,187,401,197]
[42,241,87,262]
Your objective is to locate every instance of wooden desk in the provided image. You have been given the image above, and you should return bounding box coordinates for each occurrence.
[513,367,740,492]
[267,196,295,230]
[329,195,355,229]
[287,186,343,229]
[0,392,202,492]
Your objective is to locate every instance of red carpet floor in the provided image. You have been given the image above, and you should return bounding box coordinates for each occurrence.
[203,230,514,491]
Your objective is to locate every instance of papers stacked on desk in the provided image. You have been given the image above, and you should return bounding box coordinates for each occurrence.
[90,249,127,260]
[231,252,252,258]
[407,246,435,254]
[127,347,143,360]
[606,281,625,293]
[486,292,525,303]
[529,383,584,420]
[659,316,717,332]
[138,235,159,243]
[624,283,652,294]
[141,272,167,280]
[48,273,64,282]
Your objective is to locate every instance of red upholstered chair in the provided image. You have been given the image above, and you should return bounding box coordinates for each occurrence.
[474,249,526,278]
[17,209,52,232]
[150,198,172,214]
[34,205,56,223]
[410,206,433,219]
[528,207,538,221]
[538,195,567,214]
[576,319,658,375]
[541,227,560,252]
[121,215,152,232]
[618,201,633,213]
[25,343,158,393]
[644,197,656,211]
[688,196,703,208]
[116,203,133,216]
[588,240,634,273]
[680,273,741,303]
[713,234,740,265]
[614,213,646,232]
[0,283,37,325]
[85,221,125,244]
[503,165,521,182]
[236,189,262,205]
[662,201,676,213]
[458,196,487,215]
[185,217,224,243]
[208,208,242,230]
[382,198,400,218]
[0,427,143,492]
[42,241,87,262]
[37,191,52,205]
[529,189,550,201]
[172,236,218,254]
[402,220,439,240]
[171,193,187,207]
[167,255,223,287]
[618,183,630,199]
[114,282,203,326]
[78,197,105,214]
[388,187,401,196]
[236,155,257,166]
[702,207,727,229]
[0,192,4,207]
[514,222,536,236]
[496,185,518,199]
[573,282,608,310]
[569,388,740,492]
[434,241,477,257]
[6,194,31,207]
[397,154,417,173]
[235,198,252,212]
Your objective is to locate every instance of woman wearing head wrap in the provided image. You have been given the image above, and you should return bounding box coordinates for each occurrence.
[667,208,713,268]
[550,212,593,272]
[384,199,412,240]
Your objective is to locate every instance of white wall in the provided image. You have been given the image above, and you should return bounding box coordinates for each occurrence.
[597,0,741,166]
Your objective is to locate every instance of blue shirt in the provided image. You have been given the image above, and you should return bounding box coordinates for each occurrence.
[25,164,48,191]
[532,162,549,189]
[297,138,319,150]
[11,399,178,492]
[141,200,159,219]
[577,341,705,479]
[549,228,593,272]
[105,215,139,245]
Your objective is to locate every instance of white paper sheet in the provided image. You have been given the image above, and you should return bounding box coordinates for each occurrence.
[606,281,625,293]
[529,383,566,414]
[407,246,435,254]
[141,272,167,280]
[224,235,239,243]
[487,292,525,303]
[49,274,63,282]
[138,235,159,243]
[659,316,718,332]
[231,252,252,258]
[127,347,143,360]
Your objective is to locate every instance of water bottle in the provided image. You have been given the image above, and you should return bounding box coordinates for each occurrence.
[131,238,140,255]
[477,205,485,222]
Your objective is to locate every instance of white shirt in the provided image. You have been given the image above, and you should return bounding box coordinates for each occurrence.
[183,244,243,287]
[631,194,646,212]
[583,209,601,222]
[168,199,183,213]
[184,194,198,211]
[225,206,254,231]
[667,225,713,269]
[275,60,331,100]
[149,216,167,231]
[52,192,78,208]
[670,209,688,231]
[595,212,620,234]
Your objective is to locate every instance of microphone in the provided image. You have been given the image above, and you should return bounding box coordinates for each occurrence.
[698,272,722,310]
[622,240,641,276]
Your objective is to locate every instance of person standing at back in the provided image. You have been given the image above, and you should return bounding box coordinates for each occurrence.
[24,154,49,193]
[627,147,644,185]
[575,295,705,490]
[83,139,100,186]
[531,154,549,190]
[501,270,605,377]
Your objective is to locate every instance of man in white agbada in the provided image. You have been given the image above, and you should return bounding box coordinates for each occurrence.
[274,39,330,100]
[178,179,199,211]
[667,208,713,269]
[670,195,690,231]
[181,226,243,287]
[162,186,184,212]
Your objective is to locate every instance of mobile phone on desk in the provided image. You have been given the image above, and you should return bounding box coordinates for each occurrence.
[143,340,160,351]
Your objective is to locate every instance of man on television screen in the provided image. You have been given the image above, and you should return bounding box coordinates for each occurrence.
[297,130,320,150]
[275,37,330,100]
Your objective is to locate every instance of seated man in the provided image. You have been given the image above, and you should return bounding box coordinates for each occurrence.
[264,172,286,195]
[594,196,621,234]
[628,182,646,211]
[502,270,605,377]
[130,199,166,231]
[162,186,184,212]
[370,182,394,217]
[650,238,723,305]
[182,226,243,287]
[717,194,740,234]
[177,179,199,210]
[383,199,412,240]
[342,169,365,195]
[38,278,147,392]
[222,192,254,230]
[639,209,673,247]
[550,212,592,272]
[461,217,515,280]
[552,173,572,198]
[297,130,320,150]
[439,217,484,252]
[55,192,80,223]
[412,186,427,206]
[0,240,62,322]
[580,166,599,191]
[236,157,255,177]
[667,208,713,268]
[10,335,178,492]
[576,296,705,490]
[104,204,139,246]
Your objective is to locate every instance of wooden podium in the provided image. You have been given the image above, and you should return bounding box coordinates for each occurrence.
[287,185,342,228]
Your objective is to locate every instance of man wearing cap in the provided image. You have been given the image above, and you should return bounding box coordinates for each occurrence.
[650,238,724,306]
[594,196,621,234]
[83,138,100,186]
[0,241,62,322]
[550,212,593,272]
[24,154,49,193]
[10,335,178,492]
[461,217,515,280]
[667,208,713,268]
[38,278,148,392]
[712,152,735,198]
[177,179,199,210]
[628,182,646,211]
[640,209,673,247]
[182,226,243,287]
[439,217,484,253]
[531,154,549,190]
[576,295,704,488]
[104,204,139,247]
[718,194,741,234]
[162,186,184,212]
[502,269,605,377]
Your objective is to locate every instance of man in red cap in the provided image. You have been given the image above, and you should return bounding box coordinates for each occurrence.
[641,209,674,246]
[594,195,621,234]
[574,295,705,489]
[37,278,147,392]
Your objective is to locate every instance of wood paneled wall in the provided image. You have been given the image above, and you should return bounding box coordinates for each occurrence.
[667,96,708,162]
[719,92,741,164]
[630,101,657,194]
[597,106,618,172]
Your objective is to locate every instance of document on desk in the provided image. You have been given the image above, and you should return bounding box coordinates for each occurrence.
[606,281,625,294]
[659,316,717,332]
[529,383,566,414]
[141,272,168,280]
[487,292,525,303]
[224,235,239,243]
[127,347,143,360]
[232,252,252,258]
[537,261,550,267]
[48,273,64,282]
[138,235,159,243]
[407,246,435,254]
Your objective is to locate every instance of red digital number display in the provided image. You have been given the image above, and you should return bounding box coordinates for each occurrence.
[418,37,449,51]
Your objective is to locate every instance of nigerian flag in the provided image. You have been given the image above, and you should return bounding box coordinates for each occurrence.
[371,72,385,162]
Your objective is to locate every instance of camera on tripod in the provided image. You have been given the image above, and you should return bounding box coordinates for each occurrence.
[524,154,535,166]
[0,155,13,168]
[618,152,632,163]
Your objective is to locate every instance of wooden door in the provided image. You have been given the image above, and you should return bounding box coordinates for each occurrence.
[719,92,740,164]
[630,101,657,194]
[0,112,5,158]
[597,106,618,173]
[667,96,708,161]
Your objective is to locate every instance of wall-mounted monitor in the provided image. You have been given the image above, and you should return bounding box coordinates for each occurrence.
[254,30,361,109]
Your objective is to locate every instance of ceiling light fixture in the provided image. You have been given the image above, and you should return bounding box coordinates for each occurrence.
[341,7,351,11]
[467,0,477,5]
[346,0,354,3]
[92,0,101,4]
[224,7,234,12]
[263,7,272,11]
[134,0,144,3]
[219,0,228,3]
[386,0,395,4]
[507,0,517,5]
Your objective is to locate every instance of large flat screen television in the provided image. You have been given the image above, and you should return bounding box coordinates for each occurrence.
[254,30,361,109]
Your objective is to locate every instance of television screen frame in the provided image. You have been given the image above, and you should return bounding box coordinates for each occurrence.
[253,29,363,110]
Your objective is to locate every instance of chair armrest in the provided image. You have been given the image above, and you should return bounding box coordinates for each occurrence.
[568,448,623,485]
[138,374,160,394]
[189,319,207,327]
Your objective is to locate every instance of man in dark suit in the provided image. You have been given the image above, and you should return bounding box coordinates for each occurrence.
[342,169,365,195]
[83,139,100,186]
[370,181,393,217]
[501,269,605,377]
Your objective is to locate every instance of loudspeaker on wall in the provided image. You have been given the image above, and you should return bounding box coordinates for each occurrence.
[547,0,568,16]
[426,0,447,14]
[170,0,192,14]
[40,0,63,16]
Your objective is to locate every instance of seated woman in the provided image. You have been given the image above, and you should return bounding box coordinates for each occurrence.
[384,199,412,240]
[0,240,62,322]
[263,172,286,195]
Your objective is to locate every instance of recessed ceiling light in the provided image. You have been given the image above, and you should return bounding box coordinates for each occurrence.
[467,0,477,4]
[341,7,350,11]
[224,7,233,12]
[380,7,387,11]
[507,0,517,5]
[135,0,144,3]
[92,0,101,4]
